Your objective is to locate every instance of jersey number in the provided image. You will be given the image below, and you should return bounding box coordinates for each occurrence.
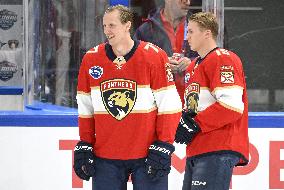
[216,49,230,56]
[144,43,159,53]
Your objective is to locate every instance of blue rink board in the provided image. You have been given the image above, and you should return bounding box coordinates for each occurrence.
[0,102,284,127]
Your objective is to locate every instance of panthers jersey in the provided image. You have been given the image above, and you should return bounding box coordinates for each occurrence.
[76,40,182,160]
[184,47,249,165]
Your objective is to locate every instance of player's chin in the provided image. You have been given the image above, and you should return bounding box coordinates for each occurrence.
[108,38,116,45]
[182,9,189,15]
[189,44,196,51]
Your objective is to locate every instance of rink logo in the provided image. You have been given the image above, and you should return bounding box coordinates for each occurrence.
[59,140,265,189]
[0,61,17,81]
[101,79,137,121]
[192,180,207,186]
[149,145,171,155]
[89,66,103,79]
[0,9,17,30]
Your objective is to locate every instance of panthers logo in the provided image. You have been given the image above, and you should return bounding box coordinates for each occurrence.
[185,93,199,114]
[184,82,200,114]
[101,79,137,120]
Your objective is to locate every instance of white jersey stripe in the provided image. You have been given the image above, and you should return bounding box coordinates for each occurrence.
[198,89,216,112]
[153,86,182,113]
[197,86,244,113]
[76,94,94,115]
[90,87,157,112]
[214,87,244,113]
[79,85,181,113]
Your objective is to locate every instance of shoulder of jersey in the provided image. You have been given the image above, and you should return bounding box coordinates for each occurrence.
[206,48,240,68]
[210,48,235,58]
[85,43,105,56]
[139,41,166,56]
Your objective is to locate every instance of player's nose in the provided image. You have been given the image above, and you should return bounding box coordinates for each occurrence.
[183,0,191,6]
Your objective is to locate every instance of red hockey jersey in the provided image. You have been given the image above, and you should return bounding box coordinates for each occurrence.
[76,40,182,160]
[184,48,249,165]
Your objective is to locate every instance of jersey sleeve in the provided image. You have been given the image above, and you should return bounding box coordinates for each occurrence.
[76,53,95,144]
[195,50,246,132]
[149,46,182,143]
[174,71,186,105]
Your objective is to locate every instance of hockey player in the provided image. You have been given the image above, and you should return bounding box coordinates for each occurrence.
[73,5,182,190]
[175,12,249,190]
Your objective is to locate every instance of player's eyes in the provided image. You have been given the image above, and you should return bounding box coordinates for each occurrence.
[103,24,115,28]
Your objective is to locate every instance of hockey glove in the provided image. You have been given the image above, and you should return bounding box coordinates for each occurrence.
[175,110,200,144]
[145,141,175,181]
[73,141,95,181]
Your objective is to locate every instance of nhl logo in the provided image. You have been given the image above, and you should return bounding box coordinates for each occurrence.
[184,73,191,84]
[100,79,137,121]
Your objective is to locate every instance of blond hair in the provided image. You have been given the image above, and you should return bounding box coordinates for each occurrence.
[189,12,218,39]
[105,5,134,25]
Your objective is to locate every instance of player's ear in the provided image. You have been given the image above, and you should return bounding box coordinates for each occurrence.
[204,29,212,39]
[125,21,131,32]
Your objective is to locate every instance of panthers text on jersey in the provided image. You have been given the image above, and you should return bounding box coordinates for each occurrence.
[76,40,182,160]
[184,47,249,165]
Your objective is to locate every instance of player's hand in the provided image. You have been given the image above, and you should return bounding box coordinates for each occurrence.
[176,57,191,72]
[73,141,95,181]
[145,141,175,181]
[175,110,200,144]
[168,58,180,74]
[168,56,191,74]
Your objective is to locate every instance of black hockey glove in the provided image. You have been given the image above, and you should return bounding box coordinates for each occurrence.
[175,110,200,144]
[73,141,95,181]
[145,141,175,181]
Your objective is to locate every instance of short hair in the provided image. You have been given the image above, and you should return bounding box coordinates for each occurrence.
[105,5,134,25]
[188,12,218,39]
